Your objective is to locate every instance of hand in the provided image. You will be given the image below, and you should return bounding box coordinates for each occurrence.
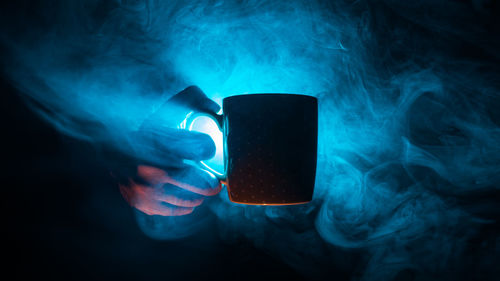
[115,86,222,216]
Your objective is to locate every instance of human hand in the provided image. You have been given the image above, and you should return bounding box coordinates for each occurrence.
[115,86,222,216]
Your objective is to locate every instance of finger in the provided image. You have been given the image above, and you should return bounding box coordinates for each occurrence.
[129,86,219,165]
[119,183,195,216]
[160,184,207,207]
[135,165,210,202]
[130,127,216,165]
[136,165,168,185]
[141,86,219,129]
[122,179,205,207]
[166,166,222,196]
[168,86,221,115]
[159,174,222,196]
[137,165,222,196]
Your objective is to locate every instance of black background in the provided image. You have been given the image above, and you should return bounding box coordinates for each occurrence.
[1,1,499,280]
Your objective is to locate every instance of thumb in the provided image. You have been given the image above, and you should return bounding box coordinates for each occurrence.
[141,85,220,130]
[168,86,221,115]
[127,86,219,167]
[128,127,216,168]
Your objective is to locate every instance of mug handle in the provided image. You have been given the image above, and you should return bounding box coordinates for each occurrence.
[181,110,227,184]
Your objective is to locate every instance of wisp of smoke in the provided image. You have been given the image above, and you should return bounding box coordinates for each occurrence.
[1,0,499,280]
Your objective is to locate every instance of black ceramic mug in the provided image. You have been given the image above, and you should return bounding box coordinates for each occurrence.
[186,94,318,205]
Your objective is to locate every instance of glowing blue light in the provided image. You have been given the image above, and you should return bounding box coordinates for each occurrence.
[189,115,224,176]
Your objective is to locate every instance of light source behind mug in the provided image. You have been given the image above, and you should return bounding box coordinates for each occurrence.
[185,93,318,205]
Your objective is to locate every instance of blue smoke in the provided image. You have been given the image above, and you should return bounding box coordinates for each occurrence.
[1,0,499,280]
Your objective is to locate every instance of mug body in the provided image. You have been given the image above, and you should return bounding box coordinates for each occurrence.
[222,94,317,205]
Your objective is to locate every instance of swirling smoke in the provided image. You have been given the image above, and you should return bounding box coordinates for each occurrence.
[1,0,499,280]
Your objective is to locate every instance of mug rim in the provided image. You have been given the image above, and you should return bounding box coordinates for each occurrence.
[223,93,317,102]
